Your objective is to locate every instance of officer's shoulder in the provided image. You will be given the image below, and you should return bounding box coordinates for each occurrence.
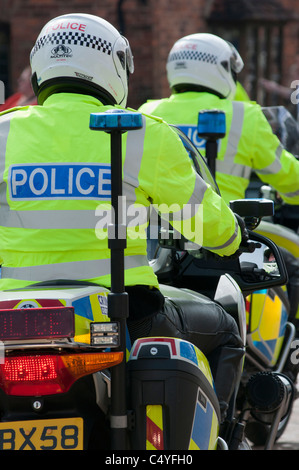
[232,99,264,116]
[0,105,32,118]
[127,106,165,125]
[125,105,162,124]
[233,98,260,109]
[142,112,165,124]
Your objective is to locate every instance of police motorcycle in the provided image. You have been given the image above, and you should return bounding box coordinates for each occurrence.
[248,105,299,290]
[246,106,299,261]
[148,110,295,450]
[248,105,299,234]
[0,110,250,452]
[240,106,299,446]
[201,110,298,448]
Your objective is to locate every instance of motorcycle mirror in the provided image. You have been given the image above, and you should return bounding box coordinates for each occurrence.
[230,198,274,218]
[230,198,274,230]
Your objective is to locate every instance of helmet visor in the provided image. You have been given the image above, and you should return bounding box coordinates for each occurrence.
[122,36,134,74]
[227,42,244,73]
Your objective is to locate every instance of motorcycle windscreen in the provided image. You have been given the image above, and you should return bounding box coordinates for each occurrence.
[170,125,221,195]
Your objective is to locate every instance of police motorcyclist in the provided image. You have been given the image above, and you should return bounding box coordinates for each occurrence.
[0,17,245,421]
[139,33,299,205]
[139,32,299,334]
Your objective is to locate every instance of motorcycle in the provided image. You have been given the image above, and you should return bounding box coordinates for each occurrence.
[247,106,299,255]
[249,105,299,327]
[240,106,299,447]
[0,110,234,451]
[199,109,299,448]
[148,113,296,450]
[149,199,293,450]
[0,111,289,451]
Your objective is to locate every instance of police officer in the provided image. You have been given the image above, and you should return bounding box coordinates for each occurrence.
[139,32,299,331]
[139,33,299,206]
[0,16,245,420]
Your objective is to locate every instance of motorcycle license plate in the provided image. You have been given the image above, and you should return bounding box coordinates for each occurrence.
[0,417,83,450]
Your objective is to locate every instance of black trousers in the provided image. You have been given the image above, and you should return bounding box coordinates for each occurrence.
[126,285,244,420]
[280,247,299,323]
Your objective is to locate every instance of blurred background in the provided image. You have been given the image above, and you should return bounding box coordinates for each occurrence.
[0,0,299,113]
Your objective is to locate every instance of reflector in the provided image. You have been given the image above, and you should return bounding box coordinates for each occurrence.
[0,307,74,341]
[0,351,123,396]
[90,322,119,347]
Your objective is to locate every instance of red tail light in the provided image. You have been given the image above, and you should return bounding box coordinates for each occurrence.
[0,351,123,396]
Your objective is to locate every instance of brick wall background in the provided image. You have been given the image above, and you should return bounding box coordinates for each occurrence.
[1,0,299,109]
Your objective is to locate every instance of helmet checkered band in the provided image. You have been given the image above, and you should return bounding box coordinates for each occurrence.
[169,50,217,64]
[30,31,112,59]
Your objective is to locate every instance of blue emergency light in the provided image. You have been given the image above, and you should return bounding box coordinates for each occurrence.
[89,109,143,132]
[197,109,226,140]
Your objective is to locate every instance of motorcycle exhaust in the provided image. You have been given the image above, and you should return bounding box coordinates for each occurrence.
[246,371,294,424]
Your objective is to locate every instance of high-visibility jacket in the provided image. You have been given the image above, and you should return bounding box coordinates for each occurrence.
[0,93,241,291]
[234,82,250,102]
[139,91,299,205]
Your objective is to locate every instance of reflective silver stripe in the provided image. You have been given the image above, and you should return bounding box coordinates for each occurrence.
[216,101,251,179]
[0,115,11,207]
[0,115,147,229]
[217,160,252,179]
[123,115,146,204]
[204,219,239,251]
[182,175,207,208]
[281,188,299,198]
[1,255,149,281]
[161,175,207,222]
[0,208,100,229]
[255,144,282,175]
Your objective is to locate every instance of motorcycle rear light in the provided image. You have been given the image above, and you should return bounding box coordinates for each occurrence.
[0,351,123,396]
[0,307,75,341]
[90,322,120,347]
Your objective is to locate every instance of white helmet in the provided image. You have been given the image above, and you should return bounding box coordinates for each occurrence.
[30,13,134,105]
[166,33,243,99]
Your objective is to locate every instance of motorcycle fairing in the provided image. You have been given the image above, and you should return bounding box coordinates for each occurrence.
[246,288,288,366]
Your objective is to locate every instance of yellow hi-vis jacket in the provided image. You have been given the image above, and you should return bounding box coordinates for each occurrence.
[139,92,299,205]
[0,93,241,291]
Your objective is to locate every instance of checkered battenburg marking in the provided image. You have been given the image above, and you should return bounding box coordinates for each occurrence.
[169,50,217,64]
[31,31,112,58]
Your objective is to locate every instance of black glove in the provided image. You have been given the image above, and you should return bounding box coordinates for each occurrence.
[217,213,254,261]
[234,213,249,246]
